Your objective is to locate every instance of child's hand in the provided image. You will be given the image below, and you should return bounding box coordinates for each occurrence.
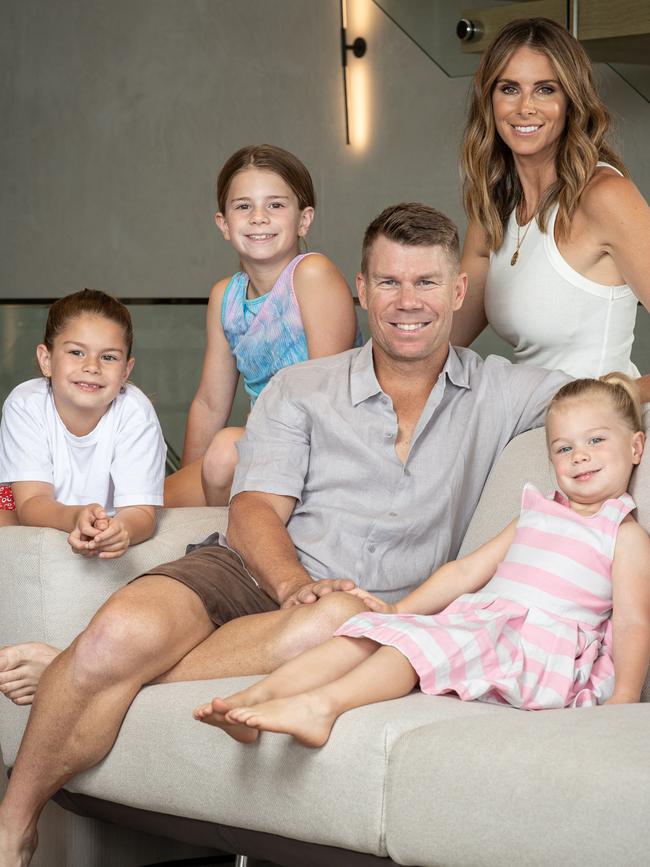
[68,504,109,556]
[87,516,131,559]
[346,587,397,614]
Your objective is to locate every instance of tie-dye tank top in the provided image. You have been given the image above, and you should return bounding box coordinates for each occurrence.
[221,253,361,402]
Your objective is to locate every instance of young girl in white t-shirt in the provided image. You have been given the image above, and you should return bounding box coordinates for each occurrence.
[0,288,166,704]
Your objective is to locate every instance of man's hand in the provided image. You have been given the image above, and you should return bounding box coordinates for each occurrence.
[346,587,397,614]
[280,578,357,609]
[67,504,109,556]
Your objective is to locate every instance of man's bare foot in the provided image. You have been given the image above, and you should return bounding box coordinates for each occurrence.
[226,693,337,747]
[193,697,259,743]
[0,818,38,867]
[0,644,60,705]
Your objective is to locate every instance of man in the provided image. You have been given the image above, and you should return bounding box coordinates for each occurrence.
[0,204,568,865]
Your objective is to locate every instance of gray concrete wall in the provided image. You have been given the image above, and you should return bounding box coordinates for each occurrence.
[1,0,648,368]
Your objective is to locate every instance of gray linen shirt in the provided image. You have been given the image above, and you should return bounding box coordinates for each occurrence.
[231,341,569,602]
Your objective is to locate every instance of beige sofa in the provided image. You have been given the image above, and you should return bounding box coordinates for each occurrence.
[2,425,650,867]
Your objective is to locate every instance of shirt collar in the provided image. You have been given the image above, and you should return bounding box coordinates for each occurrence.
[350,341,471,407]
[350,341,383,405]
[444,345,472,390]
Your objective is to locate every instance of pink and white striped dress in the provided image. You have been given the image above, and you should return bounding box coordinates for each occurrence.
[336,484,635,710]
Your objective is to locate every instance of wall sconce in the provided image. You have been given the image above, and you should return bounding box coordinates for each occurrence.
[340,0,367,146]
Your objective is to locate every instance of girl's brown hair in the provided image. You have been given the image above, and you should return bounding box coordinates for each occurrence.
[460,17,627,252]
[43,289,133,357]
[547,372,644,434]
[216,144,316,213]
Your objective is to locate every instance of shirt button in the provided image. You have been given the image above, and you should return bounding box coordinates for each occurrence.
[385,431,394,439]
[381,396,389,405]
[389,512,397,517]
[368,544,376,553]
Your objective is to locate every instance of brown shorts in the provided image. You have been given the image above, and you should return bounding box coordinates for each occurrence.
[135,537,279,627]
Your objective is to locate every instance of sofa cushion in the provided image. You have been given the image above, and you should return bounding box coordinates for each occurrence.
[385,703,650,866]
[64,681,503,857]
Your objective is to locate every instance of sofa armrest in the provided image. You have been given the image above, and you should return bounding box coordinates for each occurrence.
[0,507,226,764]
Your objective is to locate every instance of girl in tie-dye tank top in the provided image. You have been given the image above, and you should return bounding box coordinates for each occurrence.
[164,145,361,508]
[194,374,650,747]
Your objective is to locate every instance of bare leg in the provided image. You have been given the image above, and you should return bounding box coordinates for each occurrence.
[228,645,418,747]
[0,511,18,528]
[0,644,60,705]
[158,590,367,684]
[201,426,244,506]
[0,575,213,866]
[193,634,377,742]
[163,458,206,507]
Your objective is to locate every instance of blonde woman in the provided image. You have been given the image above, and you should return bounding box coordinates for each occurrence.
[454,18,650,400]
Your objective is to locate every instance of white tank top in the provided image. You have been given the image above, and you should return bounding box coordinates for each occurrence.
[484,164,640,378]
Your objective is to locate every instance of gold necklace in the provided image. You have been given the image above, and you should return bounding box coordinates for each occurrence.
[510,210,534,266]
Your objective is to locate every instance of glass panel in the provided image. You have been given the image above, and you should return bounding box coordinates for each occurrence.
[370,0,515,77]
[371,0,650,100]
[607,63,650,104]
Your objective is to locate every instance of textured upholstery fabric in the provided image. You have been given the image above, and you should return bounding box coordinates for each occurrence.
[385,703,650,866]
[67,684,500,855]
[0,508,226,764]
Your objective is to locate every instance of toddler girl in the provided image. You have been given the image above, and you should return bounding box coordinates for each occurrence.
[0,288,166,704]
[195,374,650,746]
[164,143,360,507]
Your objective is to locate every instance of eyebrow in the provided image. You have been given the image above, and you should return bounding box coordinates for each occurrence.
[372,272,444,281]
[496,77,560,86]
[62,341,124,353]
[230,195,291,202]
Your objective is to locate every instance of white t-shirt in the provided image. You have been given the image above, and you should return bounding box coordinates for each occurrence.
[0,378,166,514]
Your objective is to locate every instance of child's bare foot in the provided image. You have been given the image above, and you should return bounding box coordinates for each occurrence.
[193,697,259,743]
[0,643,60,705]
[226,693,337,747]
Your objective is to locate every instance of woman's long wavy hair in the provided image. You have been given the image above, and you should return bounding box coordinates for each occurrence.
[460,18,627,252]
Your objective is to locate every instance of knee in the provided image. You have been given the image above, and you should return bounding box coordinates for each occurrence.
[202,427,243,489]
[72,601,167,687]
[282,592,366,657]
[314,591,366,631]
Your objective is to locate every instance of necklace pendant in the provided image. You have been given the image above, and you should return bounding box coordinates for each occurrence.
[510,250,519,266]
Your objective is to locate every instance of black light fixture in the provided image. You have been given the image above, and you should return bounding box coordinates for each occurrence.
[340,0,367,145]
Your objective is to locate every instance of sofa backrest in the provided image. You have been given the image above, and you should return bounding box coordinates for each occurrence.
[459,409,650,701]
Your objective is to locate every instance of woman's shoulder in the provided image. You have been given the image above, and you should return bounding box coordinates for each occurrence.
[578,167,641,223]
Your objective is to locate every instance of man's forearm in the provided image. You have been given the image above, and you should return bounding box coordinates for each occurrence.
[226,493,312,604]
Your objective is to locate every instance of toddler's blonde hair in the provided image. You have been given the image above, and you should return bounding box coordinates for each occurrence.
[546,373,643,434]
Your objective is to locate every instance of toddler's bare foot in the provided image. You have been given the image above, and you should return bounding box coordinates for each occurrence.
[226,693,337,747]
[193,697,259,743]
[0,644,60,705]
